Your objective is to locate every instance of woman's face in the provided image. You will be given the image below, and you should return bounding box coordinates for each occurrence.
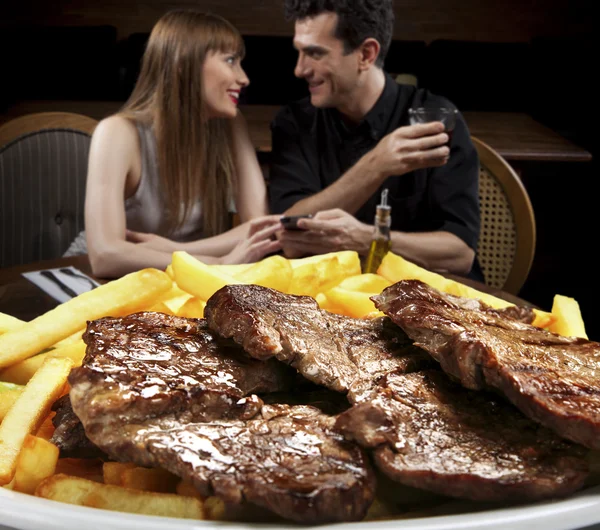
[202,51,249,119]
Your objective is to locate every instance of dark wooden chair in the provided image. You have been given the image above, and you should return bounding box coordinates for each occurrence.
[473,136,536,295]
[0,112,98,268]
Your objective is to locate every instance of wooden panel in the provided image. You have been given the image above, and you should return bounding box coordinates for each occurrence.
[2,0,594,41]
[0,102,592,163]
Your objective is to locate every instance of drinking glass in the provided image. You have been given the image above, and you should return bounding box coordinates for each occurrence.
[408,107,458,142]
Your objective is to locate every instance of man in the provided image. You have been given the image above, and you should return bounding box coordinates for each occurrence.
[269,0,482,279]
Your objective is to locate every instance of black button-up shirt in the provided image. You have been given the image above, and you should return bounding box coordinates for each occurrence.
[268,74,481,256]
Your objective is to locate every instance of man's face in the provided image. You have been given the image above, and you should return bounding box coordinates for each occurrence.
[293,12,361,109]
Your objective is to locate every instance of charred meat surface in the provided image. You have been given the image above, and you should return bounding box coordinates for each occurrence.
[50,395,104,458]
[113,404,376,524]
[205,285,432,396]
[372,280,600,449]
[328,314,436,403]
[336,370,589,502]
[69,312,295,452]
[204,284,359,392]
[68,312,376,523]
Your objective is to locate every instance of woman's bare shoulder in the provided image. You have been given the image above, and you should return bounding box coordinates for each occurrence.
[93,115,139,145]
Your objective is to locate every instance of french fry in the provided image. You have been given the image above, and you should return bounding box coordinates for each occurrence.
[13,434,59,494]
[549,294,588,339]
[0,388,23,422]
[324,287,384,319]
[288,252,362,297]
[52,328,85,348]
[0,268,171,368]
[36,474,205,518]
[176,297,206,319]
[162,293,194,314]
[236,254,293,292]
[212,262,253,277]
[443,280,514,310]
[378,252,554,328]
[377,252,453,293]
[288,256,347,298]
[203,496,227,520]
[336,273,391,293]
[0,340,86,385]
[55,458,104,483]
[120,466,179,493]
[102,461,136,486]
[145,302,177,315]
[314,292,346,315]
[35,413,56,441]
[152,283,188,303]
[0,357,72,485]
[172,251,240,301]
[288,250,361,274]
[531,311,556,329]
[153,283,194,314]
[0,313,25,334]
[318,274,390,319]
[176,479,203,499]
[0,381,23,392]
[444,281,554,327]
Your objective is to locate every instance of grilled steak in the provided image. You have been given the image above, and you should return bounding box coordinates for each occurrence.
[51,395,104,458]
[68,311,376,523]
[205,285,433,396]
[372,280,600,449]
[104,403,376,523]
[336,370,589,501]
[50,394,106,458]
[328,313,436,403]
[204,284,359,392]
[69,312,295,453]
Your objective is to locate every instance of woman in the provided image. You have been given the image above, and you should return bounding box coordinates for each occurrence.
[67,9,282,278]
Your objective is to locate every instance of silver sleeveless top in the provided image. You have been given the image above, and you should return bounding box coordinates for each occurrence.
[64,121,204,256]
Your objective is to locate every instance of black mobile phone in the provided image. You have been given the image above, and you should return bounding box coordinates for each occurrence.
[280,214,313,230]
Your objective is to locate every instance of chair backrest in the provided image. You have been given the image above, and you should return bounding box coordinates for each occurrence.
[472,136,536,295]
[0,112,97,268]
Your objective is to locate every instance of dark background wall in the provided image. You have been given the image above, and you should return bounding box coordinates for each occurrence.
[2,0,594,40]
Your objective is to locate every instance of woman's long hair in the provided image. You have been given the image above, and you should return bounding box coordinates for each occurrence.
[120,10,244,237]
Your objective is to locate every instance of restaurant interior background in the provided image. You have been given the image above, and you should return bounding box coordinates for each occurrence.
[1,0,597,339]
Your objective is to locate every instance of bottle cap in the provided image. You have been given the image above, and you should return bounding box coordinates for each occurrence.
[376,188,391,224]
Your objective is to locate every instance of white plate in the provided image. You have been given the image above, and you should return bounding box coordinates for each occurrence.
[2,485,600,530]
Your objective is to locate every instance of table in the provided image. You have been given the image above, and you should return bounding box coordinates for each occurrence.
[0,256,95,321]
[0,255,531,322]
[0,101,592,164]
[462,111,592,163]
[240,106,594,163]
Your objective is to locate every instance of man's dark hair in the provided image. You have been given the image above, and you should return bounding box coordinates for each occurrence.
[284,0,394,68]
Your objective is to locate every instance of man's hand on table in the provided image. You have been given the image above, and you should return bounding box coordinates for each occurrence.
[278,209,372,258]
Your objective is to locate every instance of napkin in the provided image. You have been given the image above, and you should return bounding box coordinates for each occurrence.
[22,266,100,304]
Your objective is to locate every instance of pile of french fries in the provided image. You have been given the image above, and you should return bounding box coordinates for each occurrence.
[0,250,590,521]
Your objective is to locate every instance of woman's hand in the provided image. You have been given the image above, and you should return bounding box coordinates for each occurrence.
[222,216,283,264]
[126,230,178,253]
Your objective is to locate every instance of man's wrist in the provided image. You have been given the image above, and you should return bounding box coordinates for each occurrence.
[358,151,387,183]
[356,221,375,255]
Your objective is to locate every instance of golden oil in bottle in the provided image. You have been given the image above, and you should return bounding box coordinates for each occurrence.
[364,189,391,274]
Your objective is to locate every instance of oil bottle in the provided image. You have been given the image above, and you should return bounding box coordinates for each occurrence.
[363,188,391,274]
